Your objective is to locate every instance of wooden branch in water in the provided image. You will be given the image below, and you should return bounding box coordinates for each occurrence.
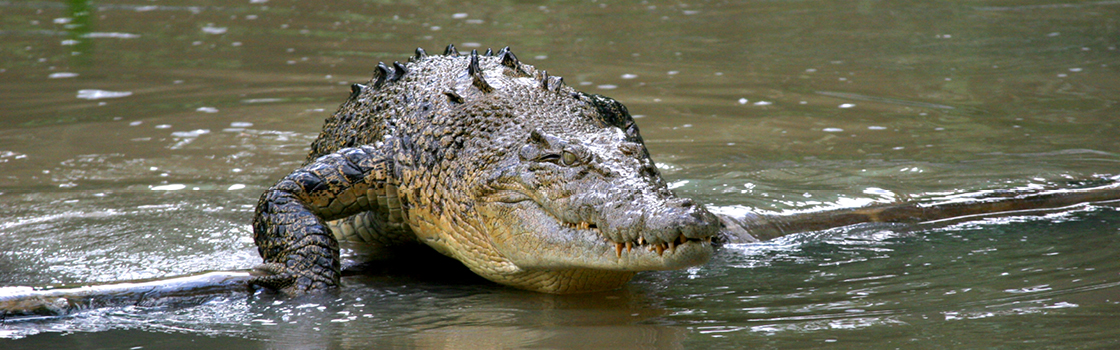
[724,182,1120,242]
[0,270,253,319]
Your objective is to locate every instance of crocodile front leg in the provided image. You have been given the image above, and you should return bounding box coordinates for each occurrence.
[251,146,395,296]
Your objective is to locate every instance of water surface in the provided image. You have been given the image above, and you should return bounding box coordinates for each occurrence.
[2,0,1119,348]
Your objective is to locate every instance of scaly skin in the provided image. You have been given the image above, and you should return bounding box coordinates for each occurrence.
[251,46,720,295]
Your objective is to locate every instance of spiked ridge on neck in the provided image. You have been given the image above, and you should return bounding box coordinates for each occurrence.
[468,49,494,93]
[349,83,365,100]
[550,75,565,91]
[374,62,391,87]
[391,61,408,82]
[500,47,519,69]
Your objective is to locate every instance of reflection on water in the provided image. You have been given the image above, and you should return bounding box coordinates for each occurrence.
[2,0,1120,348]
[664,210,1120,348]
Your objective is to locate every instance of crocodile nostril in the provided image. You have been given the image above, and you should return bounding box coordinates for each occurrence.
[671,197,694,208]
[619,142,641,156]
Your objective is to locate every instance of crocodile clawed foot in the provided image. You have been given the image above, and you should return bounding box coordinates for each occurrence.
[249,263,338,297]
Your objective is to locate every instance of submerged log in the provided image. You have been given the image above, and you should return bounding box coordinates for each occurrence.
[723,182,1120,242]
[0,270,253,319]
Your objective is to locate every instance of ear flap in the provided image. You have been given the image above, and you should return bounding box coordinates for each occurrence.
[529,129,548,146]
[520,129,553,161]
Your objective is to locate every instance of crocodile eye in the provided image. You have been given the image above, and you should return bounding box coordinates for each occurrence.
[561,151,579,166]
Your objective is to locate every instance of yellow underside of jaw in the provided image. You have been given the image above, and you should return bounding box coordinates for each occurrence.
[488,268,638,294]
[445,232,640,293]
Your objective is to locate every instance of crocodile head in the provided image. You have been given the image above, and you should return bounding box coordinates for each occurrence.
[325,47,720,293]
[471,92,721,292]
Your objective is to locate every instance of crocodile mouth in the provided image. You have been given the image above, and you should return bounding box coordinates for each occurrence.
[481,191,715,271]
[558,220,713,258]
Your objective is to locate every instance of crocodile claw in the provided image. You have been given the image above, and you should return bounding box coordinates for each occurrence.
[249,263,338,297]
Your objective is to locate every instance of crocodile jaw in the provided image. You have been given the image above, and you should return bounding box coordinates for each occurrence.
[485,201,715,273]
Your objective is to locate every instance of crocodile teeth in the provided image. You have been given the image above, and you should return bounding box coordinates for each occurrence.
[564,221,599,232]
[595,229,710,258]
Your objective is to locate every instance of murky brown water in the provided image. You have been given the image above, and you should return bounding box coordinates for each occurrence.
[2,0,1120,348]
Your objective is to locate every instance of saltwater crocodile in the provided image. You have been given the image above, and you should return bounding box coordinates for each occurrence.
[246,45,1120,296]
[3,46,1120,317]
[250,45,724,295]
